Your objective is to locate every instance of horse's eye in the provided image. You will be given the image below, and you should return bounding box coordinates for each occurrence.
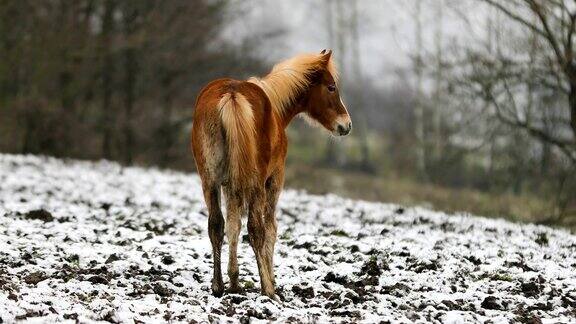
[327,84,336,92]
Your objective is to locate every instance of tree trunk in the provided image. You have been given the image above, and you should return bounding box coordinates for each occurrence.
[159,78,174,168]
[414,0,427,179]
[322,0,341,167]
[123,47,136,165]
[432,0,444,162]
[122,4,138,165]
[101,0,115,160]
[570,82,576,140]
[350,0,372,172]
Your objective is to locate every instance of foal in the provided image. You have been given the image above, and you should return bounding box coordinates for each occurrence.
[191,50,351,298]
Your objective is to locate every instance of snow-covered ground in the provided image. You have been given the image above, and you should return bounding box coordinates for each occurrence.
[0,154,575,323]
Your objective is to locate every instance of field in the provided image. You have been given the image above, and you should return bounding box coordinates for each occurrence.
[0,154,575,323]
[284,165,554,226]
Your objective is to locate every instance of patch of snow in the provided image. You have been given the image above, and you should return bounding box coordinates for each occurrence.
[0,154,575,323]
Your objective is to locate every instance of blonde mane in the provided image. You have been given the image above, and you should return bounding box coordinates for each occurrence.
[248,53,338,116]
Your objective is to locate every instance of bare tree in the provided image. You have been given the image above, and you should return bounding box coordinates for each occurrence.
[471,0,576,162]
[432,0,445,160]
[120,1,140,165]
[0,0,267,169]
[322,0,346,167]
[350,0,372,171]
[100,0,116,160]
[321,0,372,170]
[436,0,576,219]
[413,0,427,178]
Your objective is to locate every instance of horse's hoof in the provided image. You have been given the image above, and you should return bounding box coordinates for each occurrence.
[212,288,224,297]
[212,282,224,297]
[261,290,278,301]
[271,294,281,303]
[226,285,244,295]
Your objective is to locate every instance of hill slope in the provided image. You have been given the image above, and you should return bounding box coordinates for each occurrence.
[0,154,575,323]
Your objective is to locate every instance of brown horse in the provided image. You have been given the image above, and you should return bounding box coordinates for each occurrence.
[191,50,351,299]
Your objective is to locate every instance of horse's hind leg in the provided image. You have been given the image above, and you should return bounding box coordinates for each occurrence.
[247,188,275,298]
[224,187,243,294]
[203,182,225,297]
[263,170,283,286]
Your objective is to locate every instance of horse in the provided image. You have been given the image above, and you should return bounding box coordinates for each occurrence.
[191,50,352,299]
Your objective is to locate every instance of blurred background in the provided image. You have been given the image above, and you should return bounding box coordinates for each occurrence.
[1,0,575,228]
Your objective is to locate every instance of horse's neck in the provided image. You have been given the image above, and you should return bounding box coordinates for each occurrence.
[251,71,311,129]
[276,93,308,129]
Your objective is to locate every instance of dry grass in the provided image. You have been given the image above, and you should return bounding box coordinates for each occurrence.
[284,165,552,225]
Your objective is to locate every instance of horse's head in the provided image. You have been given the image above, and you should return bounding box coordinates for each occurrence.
[304,50,352,136]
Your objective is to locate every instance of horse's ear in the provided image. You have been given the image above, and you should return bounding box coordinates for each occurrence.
[320,49,332,66]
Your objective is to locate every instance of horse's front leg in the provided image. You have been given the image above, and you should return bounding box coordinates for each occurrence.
[204,183,225,297]
[247,188,276,298]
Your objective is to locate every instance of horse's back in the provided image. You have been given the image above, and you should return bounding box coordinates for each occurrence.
[194,78,269,116]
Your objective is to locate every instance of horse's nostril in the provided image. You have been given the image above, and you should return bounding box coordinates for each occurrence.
[348,122,352,130]
[337,124,350,136]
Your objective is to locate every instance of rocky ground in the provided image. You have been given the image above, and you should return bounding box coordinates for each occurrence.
[0,154,575,323]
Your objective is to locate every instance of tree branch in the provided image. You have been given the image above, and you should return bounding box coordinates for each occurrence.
[525,0,566,67]
[488,92,576,162]
[478,0,548,38]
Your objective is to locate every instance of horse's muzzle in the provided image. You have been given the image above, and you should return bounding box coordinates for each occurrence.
[336,122,352,136]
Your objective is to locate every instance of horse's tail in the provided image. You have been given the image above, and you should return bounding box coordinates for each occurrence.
[218,92,257,189]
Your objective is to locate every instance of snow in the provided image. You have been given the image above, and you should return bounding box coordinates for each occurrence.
[0,154,575,323]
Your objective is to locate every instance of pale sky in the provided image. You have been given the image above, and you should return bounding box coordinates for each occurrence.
[223,0,489,87]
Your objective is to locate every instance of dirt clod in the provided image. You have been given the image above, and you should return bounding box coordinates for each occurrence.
[153,283,173,297]
[291,285,315,299]
[86,275,108,285]
[23,271,46,285]
[360,257,386,276]
[105,254,121,264]
[323,272,347,285]
[409,260,439,273]
[535,233,549,246]
[481,296,504,310]
[25,209,54,222]
[381,283,411,297]
[161,255,175,265]
[521,282,540,298]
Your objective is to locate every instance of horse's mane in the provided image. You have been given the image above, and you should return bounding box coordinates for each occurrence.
[248,53,338,116]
